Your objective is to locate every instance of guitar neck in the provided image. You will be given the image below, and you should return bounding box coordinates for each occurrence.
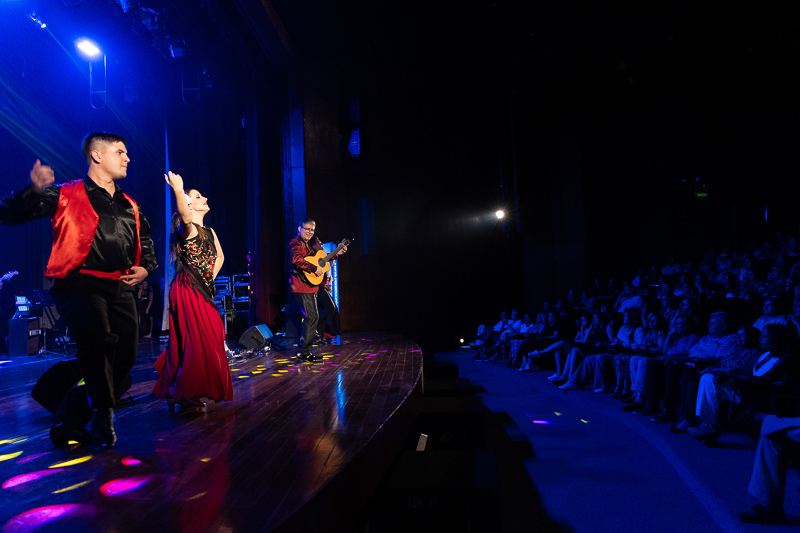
[323,244,345,263]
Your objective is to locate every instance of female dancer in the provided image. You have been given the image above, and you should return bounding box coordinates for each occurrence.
[153,171,233,410]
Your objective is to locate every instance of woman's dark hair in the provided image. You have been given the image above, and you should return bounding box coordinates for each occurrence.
[170,211,209,263]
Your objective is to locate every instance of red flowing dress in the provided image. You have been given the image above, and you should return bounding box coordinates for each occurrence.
[153,229,233,402]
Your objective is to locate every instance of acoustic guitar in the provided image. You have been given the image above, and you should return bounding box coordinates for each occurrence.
[302,239,350,286]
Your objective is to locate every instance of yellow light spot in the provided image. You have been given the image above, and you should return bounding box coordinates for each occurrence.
[50,456,93,468]
[580,419,589,424]
[554,412,562,416]
[186,492,207,501]
[312,371,319,373]
[251,371,262,374]
[0,451,23,462]
[237,375,249,379]
[67,441,80,446]
[278,370,289,373]
[0,437,28,446]
[52,480,92,494]
[271,374,281,377]
[200,458,211,462]
[230,368,240,371]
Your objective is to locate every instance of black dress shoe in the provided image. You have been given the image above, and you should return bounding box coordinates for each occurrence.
[307,354,324,362]
[50,423,93,448]
[91,408,116,448]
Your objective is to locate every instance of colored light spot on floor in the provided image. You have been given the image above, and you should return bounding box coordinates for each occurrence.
[0,451,23,462]
[251,371,262,374]
[200,458,211,462]
[3,469,64,489]
[4,503,92,532]
[52,480,92,494]
[99,476,152,496]
[554,412,562,416]
[230,368,240,371]
[237,375,249,379]
[121,457,141,466]
[580,419,590,424]
[271,374,282,377]
[16,452,50,465]
[532,420,552,425]
[49,456,93,468]
[279,370,289,373]
[0,437,28,446]
[186,492,206,501]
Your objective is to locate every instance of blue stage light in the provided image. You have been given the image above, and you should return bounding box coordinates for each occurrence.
[75,39,102,59]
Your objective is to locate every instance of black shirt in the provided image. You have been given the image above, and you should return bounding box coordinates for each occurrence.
[0,176,158,275]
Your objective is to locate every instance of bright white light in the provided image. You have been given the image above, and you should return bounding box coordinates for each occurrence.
[495,210,505,219]
[76,39,102,58]
[459,338,464,344]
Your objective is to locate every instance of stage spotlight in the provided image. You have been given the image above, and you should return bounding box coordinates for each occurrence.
[495,210,505,219]
[28,12,47,29]
[75,39,102,59]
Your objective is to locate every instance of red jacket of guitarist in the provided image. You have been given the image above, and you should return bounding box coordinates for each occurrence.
[289,236,323,294]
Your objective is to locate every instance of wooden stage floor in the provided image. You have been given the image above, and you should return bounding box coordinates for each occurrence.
[0,332,423,533]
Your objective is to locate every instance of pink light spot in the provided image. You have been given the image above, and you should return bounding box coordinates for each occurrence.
[532,420,552,425]
[99,476,152,497]
[4,504,93,533]
[121,457,141,466]
[331,364,339,367]
[3,469,64,489]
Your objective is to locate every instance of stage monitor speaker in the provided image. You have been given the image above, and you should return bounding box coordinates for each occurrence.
[239,324,273,351]
[31,359,83,414]
[8,317,42,356]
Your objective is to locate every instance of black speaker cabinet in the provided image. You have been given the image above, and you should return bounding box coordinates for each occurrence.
[8,317,42,356]
[239,324,273,351]
[31,359,83,414]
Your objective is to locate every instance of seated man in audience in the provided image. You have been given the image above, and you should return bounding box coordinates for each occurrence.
[753,297,789,332]
[670,325,761,435]
[648,311,738,423]
[738,414,800,525]
[613,283,645,314]
[688,323,796,443]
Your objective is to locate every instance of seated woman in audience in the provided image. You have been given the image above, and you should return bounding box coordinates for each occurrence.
[612,312,667,399]
[670,297,698,332]
[519,311,568,368]
[688,323,796,443]
[622,316,700,412]
[521,312,603,378]
[505,313,546,366]
[559,308,644,392]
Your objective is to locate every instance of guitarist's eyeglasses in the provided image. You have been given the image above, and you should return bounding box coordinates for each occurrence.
[302,226,315,233]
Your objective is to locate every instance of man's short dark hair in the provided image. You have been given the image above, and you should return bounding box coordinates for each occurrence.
[82,132,127,165]
[297,218,316,228]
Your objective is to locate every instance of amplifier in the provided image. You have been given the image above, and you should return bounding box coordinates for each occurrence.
[8,317,42,356]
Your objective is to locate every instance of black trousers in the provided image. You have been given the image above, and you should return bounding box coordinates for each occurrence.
[50,277,138,411]
[294,292,319,356]
[317,288,341,336]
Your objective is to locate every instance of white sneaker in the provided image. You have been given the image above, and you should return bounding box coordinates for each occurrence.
[559,382,576,391]
[546,373,560,381]
[518,364,531,372]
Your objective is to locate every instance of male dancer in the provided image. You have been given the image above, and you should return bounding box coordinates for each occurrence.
[0,133,158,447]
[288,219,345,361]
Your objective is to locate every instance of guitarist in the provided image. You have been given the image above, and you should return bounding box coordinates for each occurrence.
[288,219,346,361]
